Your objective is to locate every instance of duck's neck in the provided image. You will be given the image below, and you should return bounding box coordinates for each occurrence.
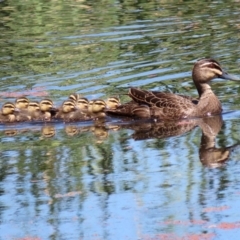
[193,80,222,115]
[194,81,212,97]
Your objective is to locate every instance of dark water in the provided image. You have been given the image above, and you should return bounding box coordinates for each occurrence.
[1,0,240,239]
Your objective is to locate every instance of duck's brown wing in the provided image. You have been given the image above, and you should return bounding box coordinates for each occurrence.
[129,88,197,119]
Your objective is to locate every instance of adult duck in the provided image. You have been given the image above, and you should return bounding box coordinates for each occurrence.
[107,58,239,120]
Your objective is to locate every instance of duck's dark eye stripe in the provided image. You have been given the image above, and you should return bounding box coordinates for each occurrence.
[95,102,106,106]
[42,102,52,105]
[209,63,222,71]
[30,104,38,107]
[65,103,74,107]
[109,100,118,103]
[17,100,28,103]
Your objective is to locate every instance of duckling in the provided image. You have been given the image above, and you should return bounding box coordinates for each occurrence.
[106,97,120,110]
[55,99,90,122]
[88,99,107,119]
[77,97,89,112]
[0,102,18,122]
[40,99,58,120]
[88,100,94,113]
[15,97,29,110]
[68,93,80,103]
[30,99,56,121]
[55,100,77,120]
[14,97,32,121]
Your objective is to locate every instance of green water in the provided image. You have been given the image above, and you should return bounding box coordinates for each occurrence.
[1,0,240,240]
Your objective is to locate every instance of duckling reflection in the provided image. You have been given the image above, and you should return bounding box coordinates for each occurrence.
[115,115,239,167]
[65,125,79,136]
[4,129,18,136]
[41,125,55,138]
[90,125,109,143]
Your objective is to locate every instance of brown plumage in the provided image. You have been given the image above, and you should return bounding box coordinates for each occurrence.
[107,59,239,120]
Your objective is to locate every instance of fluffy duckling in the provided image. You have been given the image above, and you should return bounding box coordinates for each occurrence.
[0,102,18,122]
[29,99,56,121]
[15,97,29,110]
[55,99,90,122]
[106,97,120,110]
[77,97,89,112]
[40,99,58,120]
[68,93,80,103]
[14,97,32,121]
[88,99,107,119]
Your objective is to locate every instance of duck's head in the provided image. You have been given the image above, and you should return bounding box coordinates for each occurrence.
[88,100,94,113]
[192,58,239,84]
[106,97,120,110]
[15,97,29,109]
[28,101,40,112]
[1,102,18,115]
[69,93,80,103]
[77,97,89,111]
[62,100,78,113]
[40,99,55,112]
[91,99,106,113]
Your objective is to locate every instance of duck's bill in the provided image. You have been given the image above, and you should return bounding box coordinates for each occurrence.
[220,72,240,81]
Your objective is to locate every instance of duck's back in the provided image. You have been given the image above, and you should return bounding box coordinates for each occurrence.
[129,88,198,120]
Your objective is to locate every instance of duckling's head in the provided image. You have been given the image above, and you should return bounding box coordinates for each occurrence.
[193,58,239,84]
[77,97,89,111]
[88,100,94,113]
[62,100,78,113]
[91,99,106,113]
[15,97,29,109]
[69,93,80,103]
[28,101,40,112]
[40,99,54,112]
[106,97,120,110]
[1,102,18,115]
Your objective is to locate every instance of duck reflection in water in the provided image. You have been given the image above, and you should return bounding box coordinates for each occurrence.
[112,115,239,167]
